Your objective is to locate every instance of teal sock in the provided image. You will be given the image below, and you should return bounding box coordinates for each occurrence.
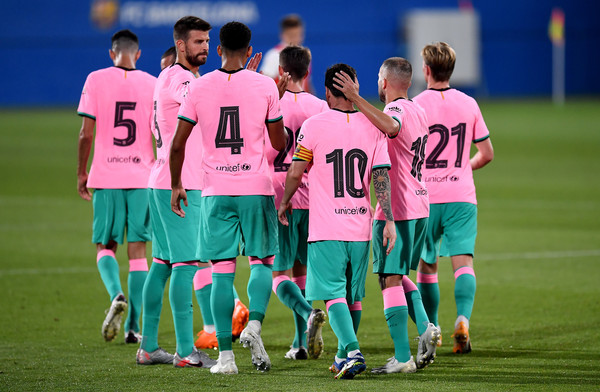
[169,264,197,357]
[406,290,430,335]
[276,280,312,348]
[124,270,147,332]
[211,271,235,351]
[336,308,362,358]
[327,302,359,356]
[455,272,476,319]
[247,264,272,321]
[97,254,122,300]
[384,306,411,362]
[232,285,240,301]
[194,266,214,327]
[292,289,310,348]
[418,281,440,326]
[276,280,312,322]
[141,261,171,352]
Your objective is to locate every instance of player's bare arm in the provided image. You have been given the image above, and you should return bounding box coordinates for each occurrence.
[266,118,288,151]
[169,118,194,217]
[333,71,400,137]
[278,158,309,226]
[372,167,396,254]
[471,137,494,170]
[77,116,95,201]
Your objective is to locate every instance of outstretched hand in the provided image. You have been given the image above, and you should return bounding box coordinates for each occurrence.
[277,72,291,99]
[246,52,263,72]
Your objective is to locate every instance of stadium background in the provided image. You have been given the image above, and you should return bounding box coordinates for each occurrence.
[1,0,599,106]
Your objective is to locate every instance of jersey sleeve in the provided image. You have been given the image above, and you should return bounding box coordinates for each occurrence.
[292,122,314,162]
[171,73,192,105]
[265,79,283,123]
[383,103,403,139]
[472,102,490,143]
[77,74,97,119]
[372,131,391,170]
[177,82,198,125]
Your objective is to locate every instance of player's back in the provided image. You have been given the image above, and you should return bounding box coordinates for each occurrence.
[267,91,329,208]
[375,98,429,221]
[180,68,282,196]
[298,109,390,242]
[148,64,203,190]
[413,88,490,204]
[78,66,156,189]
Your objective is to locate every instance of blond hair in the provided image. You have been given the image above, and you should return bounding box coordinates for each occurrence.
[421,42,456,82]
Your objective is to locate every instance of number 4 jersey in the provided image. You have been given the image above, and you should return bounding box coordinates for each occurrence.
[374,98,430,222]
[77,66,156,189]
[178,68,282,196]
[413,88,490,204]
[294,109,391,242]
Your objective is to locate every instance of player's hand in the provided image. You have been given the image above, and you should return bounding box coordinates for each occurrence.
[278,201,293,226]
[382,220,397,255]
[171,186,188,218]
[333,71,360,102]
[77,173,92,201]
[246,52,263,72]
[277,72,291,99]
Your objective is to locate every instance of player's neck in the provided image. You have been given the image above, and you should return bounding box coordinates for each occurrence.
[286,80,304,93]
[385,89,408,104]
[329,98,355,112]
[113,54,136,70]
[427,80,450,90]
[221,55,245,72]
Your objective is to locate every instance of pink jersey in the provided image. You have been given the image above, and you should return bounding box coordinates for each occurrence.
[294,109,391,242]
[78,66,156,189]
[148,64,203,190]
[413,88,490,204]
[265,91,329,208]
[374,98,430,221]
[178,69,282,196]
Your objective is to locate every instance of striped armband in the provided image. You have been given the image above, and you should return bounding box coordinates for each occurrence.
[292,144,313,162]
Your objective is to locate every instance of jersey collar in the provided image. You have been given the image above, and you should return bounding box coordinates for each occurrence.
[115,66,136,71]
[218,68,244,74]
[332,108,358,114]
[428,87,451,91]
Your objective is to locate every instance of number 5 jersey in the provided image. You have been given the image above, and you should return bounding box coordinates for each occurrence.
[413,88,490,205]
[77,66,156,189]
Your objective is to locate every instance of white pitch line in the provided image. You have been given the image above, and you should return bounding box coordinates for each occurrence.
[1,249,599,276]
[477,249,600,261]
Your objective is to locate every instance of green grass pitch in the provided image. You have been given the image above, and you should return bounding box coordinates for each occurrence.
[0,99,599,391]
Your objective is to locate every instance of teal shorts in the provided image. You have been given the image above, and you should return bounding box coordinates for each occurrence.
[305,240,370,303]
[92,188,150,245]
[421,202,477,264]
[199,195,278,261]
[372,218,428,275]
[149,189,203,263]
[273,209,309,272]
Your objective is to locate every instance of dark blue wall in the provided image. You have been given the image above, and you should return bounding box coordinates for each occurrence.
[0,0,597,106]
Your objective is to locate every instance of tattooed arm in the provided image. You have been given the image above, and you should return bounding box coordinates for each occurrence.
[372,167,396,254]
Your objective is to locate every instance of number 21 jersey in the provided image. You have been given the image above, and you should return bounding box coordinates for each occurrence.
[413,88,490,204]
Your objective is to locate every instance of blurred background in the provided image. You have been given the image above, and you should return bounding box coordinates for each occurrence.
[1,0,598,106]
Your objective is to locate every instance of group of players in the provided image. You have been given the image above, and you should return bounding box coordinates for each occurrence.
[77,13,493,379]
